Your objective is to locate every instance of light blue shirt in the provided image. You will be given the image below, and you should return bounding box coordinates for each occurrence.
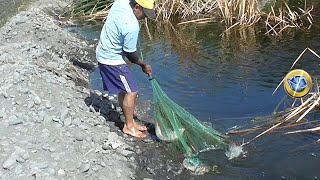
[96,0,139,65]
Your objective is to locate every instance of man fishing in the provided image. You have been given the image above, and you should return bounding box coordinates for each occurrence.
[96,0,156,138]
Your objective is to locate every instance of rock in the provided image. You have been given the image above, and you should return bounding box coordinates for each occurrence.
[0,109,5,118]
[109,141,125,149]
[85,136,92,142]
[57,168,66,176]
[101,143,110,150]
[100,162,106,167]
[3,156,17,169]
[33,96,42,105]
[28,101,35,108]
[44,114,52,124]
[16,156,25,163]
[63,117,72,126]
[57,76,67,84]
[45,100,52,108]
[92,135,101,143]
[49,147,56,152]
[60,108,69,122]
[19,87,29,94]
[107,132,125,149]
[79,163,90,173]
[2,91,8,98]
[117,149,134,157]
[72,117,81,126]
[8,115,23,126]
[35,162,49,169]
[74,133,84,141]
[146,167,154,175]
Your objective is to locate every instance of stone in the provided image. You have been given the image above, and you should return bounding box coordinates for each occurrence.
[79,163,90,173]
[57,168,66,176]
[8,115,23,126]
[33,96,42,105]
[63,117,72,126]
[3,156,17,169]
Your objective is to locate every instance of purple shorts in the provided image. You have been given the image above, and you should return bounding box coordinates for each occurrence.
[99,63,138,94]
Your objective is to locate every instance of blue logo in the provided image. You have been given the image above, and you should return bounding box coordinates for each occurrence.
[287,76,308,92]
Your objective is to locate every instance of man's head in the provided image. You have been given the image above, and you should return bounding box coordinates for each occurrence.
[130,0,156,20]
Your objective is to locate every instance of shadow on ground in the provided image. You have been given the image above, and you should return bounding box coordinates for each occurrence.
[83,91,157,138]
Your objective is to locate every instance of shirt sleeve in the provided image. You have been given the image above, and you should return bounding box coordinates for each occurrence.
[123,29,139,53]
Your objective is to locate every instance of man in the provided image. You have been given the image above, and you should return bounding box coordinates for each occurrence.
[96,0,156,138]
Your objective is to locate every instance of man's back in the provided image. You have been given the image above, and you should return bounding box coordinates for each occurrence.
[96,0,140,65]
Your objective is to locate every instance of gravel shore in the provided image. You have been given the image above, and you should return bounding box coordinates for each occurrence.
[0,0,152,179]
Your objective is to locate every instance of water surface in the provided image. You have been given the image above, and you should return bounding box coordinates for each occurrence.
[84,2,320,179]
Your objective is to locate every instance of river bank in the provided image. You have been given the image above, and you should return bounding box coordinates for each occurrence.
[0,0,157,179]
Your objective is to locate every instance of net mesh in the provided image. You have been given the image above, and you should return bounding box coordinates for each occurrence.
[150,78,229,155]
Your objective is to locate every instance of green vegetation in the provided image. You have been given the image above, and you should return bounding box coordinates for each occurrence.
[68,0,113,21]
[65,0,316,35]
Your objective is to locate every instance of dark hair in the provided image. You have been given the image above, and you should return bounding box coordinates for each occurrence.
[129,0,138,7]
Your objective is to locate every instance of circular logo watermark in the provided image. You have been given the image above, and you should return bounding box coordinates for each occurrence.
[284,69,313,98]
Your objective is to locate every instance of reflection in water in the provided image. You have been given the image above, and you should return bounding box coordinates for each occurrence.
[137,14,320,179]
[86,5,320,178]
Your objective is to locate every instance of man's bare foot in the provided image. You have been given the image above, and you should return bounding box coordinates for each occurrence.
[123,125,147,138]
[134,122,147,131]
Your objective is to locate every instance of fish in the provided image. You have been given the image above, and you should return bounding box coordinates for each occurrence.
[225,142,244,160]
[155,121,185,142]
[182,157,210,175]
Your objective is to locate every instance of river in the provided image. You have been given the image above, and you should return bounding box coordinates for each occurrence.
[74,1,320,179]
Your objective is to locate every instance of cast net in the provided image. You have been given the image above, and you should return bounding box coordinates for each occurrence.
[150,78,229,155]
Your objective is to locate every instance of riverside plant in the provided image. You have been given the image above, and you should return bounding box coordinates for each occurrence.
[67,0,314,35]
[216,0,261,27]
[68,0,113,21]
[263,1,313,35]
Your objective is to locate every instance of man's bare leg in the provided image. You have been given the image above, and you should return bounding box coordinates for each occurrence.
[119,92,146,138]
[118,93,147,131]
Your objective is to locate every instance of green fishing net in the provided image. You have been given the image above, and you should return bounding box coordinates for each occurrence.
[150,78,229,155]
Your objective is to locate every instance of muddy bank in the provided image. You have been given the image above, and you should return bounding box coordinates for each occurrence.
[0,0,158,179]
[0,0,37,28]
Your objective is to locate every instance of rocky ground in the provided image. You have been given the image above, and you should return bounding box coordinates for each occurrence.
[0,0,160,179]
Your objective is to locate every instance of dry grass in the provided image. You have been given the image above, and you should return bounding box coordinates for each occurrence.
[216,0,261,26]
[65,0,314,36]
[152,0,218,21]
[263,1,313,36]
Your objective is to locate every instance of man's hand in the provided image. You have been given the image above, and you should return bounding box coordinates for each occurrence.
[141,64,152,76]
[135,59,152,76]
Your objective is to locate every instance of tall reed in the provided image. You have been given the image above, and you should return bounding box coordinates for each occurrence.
[65,0,314,36]
[155,0,218,21]
[263,1,313,35]
[216,0,261,26]
[69,0,113,21]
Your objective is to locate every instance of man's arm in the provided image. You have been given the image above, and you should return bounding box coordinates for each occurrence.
[124,51,152,76]
[124,51,140,64]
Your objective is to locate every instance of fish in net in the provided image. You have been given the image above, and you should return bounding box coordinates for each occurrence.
[150,77,229,153]
[150,77,243,174]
